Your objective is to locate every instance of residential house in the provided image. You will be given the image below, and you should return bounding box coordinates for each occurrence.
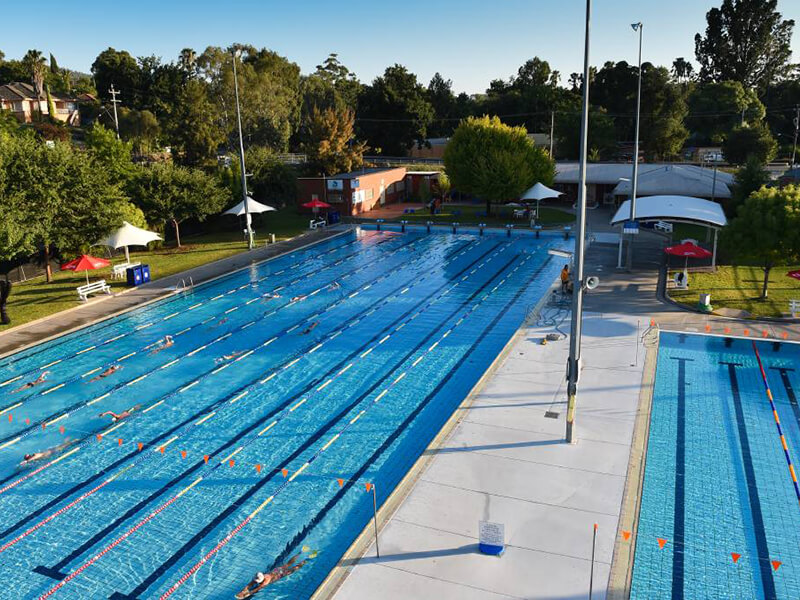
[0,82,80,125]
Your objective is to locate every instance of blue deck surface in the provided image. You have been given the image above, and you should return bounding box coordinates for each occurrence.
[632,332,800,600]
[0,228,565,599]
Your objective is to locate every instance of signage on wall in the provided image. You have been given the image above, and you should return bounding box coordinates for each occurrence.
[352,179,360,188]
[352,190,365,204]
[327,179,343,191]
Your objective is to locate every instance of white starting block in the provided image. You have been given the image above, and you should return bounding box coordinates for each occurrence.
[790,299,800,318]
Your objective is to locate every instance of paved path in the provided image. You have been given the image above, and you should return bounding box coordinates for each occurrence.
[0,227,349,358]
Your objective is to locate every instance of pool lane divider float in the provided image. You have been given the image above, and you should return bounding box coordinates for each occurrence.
[0,235,447,449]
[0,231,378,376]
[157,251,549,600]
[752,341,800,508]
[32,241,526,597]
[0,232,412,395]
[41,243,537,599]
[0,240,497,550]
[0,236,480,502]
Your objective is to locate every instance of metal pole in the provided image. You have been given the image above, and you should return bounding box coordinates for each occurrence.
[712,228,718,270]
[792,104,799,169]
[625,22,643,271]
[711,164,717,202]
[371,484,380,558]
[232,50,253,250]
[108,84,121,139]
[566,0,592,445]
[589,523,598,599]
[549,110,555,157]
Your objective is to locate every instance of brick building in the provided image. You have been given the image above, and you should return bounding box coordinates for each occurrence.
[297,167,407,216]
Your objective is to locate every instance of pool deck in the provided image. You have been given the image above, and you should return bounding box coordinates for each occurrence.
[0,227,350,358]
[329,308,649,600]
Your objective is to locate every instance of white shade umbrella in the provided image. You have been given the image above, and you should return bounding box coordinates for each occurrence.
[98,221,162,263]
[520,182,563,201]
[222,196,276,217]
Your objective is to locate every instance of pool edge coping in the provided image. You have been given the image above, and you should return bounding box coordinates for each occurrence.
[0,227,355,361]
[311,273,561,600]
[606,326,660,600]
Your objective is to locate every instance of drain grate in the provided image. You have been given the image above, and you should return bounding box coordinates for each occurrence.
[544,411,560,419]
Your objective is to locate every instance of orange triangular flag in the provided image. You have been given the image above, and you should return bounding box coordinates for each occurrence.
[229,459,235,467]
[762,330,768,338]
[96,434,103,442]
[705,324,711,332]
[621,530,631,541]
[593,523,598,531]
[782,332,789,340]
[25,418,30,425]
[281,468,288,477]
[743,329,750,336]
[160,446,165,454]
[41,423,46,430]
[657,538,667,549]
[731,553,741,564]
[772,561,782,572]
[180,450,187,459]
[365,482,372,492]
[650,319,655,327]
[204,455,209,464]
[336,478,344,487]
[59,425,65,434]
[118,438,123,446]
[137,442,144,451]
[7,414,11,422]
[255,464,262,473]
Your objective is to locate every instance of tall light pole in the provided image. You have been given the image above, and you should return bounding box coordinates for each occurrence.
[625,22,643,271]
[565,0,592,444]
[232,48,254,250]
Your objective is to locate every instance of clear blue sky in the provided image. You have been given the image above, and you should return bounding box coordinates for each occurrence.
[3,0,799,94]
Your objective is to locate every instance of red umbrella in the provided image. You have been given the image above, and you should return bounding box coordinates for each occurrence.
[302,198,332,217]
[664,241,712,258]
[788,270,800,281]
[61,254,111,285]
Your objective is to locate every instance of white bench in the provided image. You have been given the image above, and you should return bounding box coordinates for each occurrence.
[309,219,327,230]
[654,221,673,233]
[111,262,140,279]
[790,299,800,317]
[77,280,112,302]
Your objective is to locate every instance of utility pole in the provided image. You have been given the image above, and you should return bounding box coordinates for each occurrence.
[792,104,799,169]
[108,84,121,139]
[565,0,592,445]
[625,22,643,271]
[232,49,254,250]
[549,111,555,157]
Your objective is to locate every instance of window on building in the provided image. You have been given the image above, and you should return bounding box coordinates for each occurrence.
[395,180,405,192]
[387,183,395,193]
[365,189,374,201]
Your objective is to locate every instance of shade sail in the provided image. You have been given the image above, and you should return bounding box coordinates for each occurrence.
[611,195,727,228]
[99,221,162,250]
[223,196,276,217]
[520,182,563,201]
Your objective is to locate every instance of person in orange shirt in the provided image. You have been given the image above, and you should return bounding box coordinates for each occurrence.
[560,264,570,294]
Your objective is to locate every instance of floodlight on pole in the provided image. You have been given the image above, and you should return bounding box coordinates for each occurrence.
[565,0,592,445]
[232,48,254,250]
[625,21,643,271]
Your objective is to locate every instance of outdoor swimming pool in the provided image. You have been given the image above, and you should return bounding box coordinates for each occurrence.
[0,227,565,599]
[632,332,800,599]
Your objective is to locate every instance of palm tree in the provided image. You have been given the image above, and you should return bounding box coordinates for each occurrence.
[671,57,694,83]
[179,48,197,75]
[22,49,47,97]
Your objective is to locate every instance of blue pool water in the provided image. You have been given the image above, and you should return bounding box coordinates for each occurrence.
[0,227,565,599]
[632,332,800,600]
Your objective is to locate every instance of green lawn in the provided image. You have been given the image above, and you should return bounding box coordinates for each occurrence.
[1,209,309,331]
[670,265,800,318]
[396,204,574,227]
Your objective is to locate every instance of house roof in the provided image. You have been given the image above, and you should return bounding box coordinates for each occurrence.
[0,82,73,102]
[555,162,733,198]
[610,195,727,228]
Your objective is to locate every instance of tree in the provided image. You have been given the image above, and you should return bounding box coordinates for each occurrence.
[239,147,298,208]
[129,163,228,247]
[118,107,160,154]
[722,124,777,164]
[0,59,29,85]
[22,50,47,99]
[168,78,223,166]
[426,73,458,137]
[730,155,769,214]
[91,48,141,103]
[85,123,134,180]
[178,48,197,76]
[302,106,367,175]
[357,64,434,155]
[723,185,800,298]
[556,105,616,160]
[694,0,795,90]
[671,58,695,82]
[687,80,765,144]
[313,53,361,110]
[444,116,554,216]
[639,65,689,159]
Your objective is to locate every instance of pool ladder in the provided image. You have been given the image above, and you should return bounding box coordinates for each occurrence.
[176,276,194,294]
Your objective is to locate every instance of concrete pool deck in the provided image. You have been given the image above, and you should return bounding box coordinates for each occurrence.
[329,308,650,600]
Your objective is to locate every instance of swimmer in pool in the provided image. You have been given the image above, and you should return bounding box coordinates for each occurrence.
[149,335,174,355]
[261,292,281,302]
[99,404,141,423]
[11,371,50,393]
[301,321,319,335]
[20,439,76,468]
[328,282,341,291]
[209,317,229,329]
[215,350,245,364]
[235,554,310,599]
[88,364,122,382]
[291,295,307,303]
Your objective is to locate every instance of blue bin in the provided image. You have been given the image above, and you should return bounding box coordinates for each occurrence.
[126,265,143,287]
[141,264,151,283]
[328,211,340,224]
